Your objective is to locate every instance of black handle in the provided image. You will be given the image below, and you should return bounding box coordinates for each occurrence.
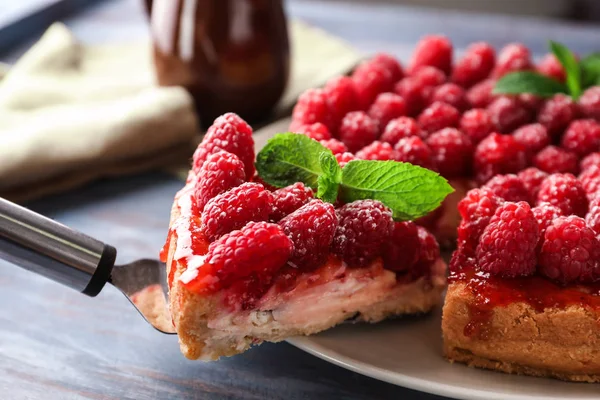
[0,198,116,296]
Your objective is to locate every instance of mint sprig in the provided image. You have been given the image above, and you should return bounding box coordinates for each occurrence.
[256,133,454,221]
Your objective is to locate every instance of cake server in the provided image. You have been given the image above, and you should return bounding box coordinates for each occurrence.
[0,197,176,334]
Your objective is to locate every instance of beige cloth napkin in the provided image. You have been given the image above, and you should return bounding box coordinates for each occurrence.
[0,20,361,202]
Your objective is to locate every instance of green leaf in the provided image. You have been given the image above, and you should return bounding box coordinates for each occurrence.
[255,133,331,189]
[492,71,568,98]
[339,160,454,221]
[580,53,600,88]
[316,152,341,203]
[550,40,582,98]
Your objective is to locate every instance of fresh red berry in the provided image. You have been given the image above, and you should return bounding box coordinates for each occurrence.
[194,151,246,211]
[291,88,335,133]
[338,111,379,153]
[538,94,579,137]
[279,200,337,270]
[483,174,531,203]
[293,122,332,141]
[578,86,600,120]
[512,123,550,160]
[426,128,473,178]
[579,165,600,201]
[533,145,578,174]
[517,167,549,200]
[380,116,426,145]
[270,182,314,222]
[536,53,566,82]
[383,221,420,272]
[368,92,407,132]
[371,53,404,82]
[332,200,394,267]
[429,83,468,110]
[413,66,446,87]
[394,77,432,116]
[202,182,273,241]
[532,203,563,243]
[356,141,398,161]
[473,133,528,184]
[537,173,588,217]
[539,216,600,284]
[585,198,600,235]
[457,188,504,253]
[335,152,356,168]
[492,43,532,78]
[487,96,532,133]
[320,138,348,155]
[417,101,460,134]
[394,136,436,170]
[561,119,600,157]
[581,152,600,172]
[193,114,255,179]
[408,35,453,75]
[459,108,494,144]
[451,42,495,88]
[352,62,395,109]
[466,79,496,108]
[323,76,360,132]
[412,226,441,277]
[518,93,544,113]
[476,201,539,277]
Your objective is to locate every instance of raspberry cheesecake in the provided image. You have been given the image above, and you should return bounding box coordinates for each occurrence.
[162,113,450,360]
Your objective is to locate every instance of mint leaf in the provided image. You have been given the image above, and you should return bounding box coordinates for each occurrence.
[316,152,341,203]
[580,53,600,88]
[550,40,582,98]
[493,71,567,98]
[256,133,331,189]
[339,160,454,220]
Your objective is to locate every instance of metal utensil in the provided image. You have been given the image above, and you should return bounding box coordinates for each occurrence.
[0,197,175,334]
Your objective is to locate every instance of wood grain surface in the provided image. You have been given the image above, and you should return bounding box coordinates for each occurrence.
[2,1,600,399]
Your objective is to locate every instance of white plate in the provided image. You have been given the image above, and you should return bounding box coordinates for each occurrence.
[287,306,599,400]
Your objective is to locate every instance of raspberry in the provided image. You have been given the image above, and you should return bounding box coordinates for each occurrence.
[412,226,441,277]
[408,35,453,75]
[581,152,600,172]
[487,96,532,133]
[193,114,255,179]
[291,88,335,133]
[394,136,436,170]
[426,128,472,178]
[466,79,496,108]
[335,152,356,168]
[451,42,496,88]
[476,202,539,277]
[338,111,379,153]
[323,76,360,132]
[517,167,549,200]
[414,205,444,231]
[536,53,566,82]
[483,174,531,203]
[352,62,395,109]
[518,93,544,112]
[491,43,532,78]
[394,77,432,116]
[186,221,292,291]
[368,92,407,132]
[512,123,550,160]
[579,86,600,120]
[585,198,600,235]
[579,165,600,201]
[319,139,348,155]
[429,83,468,111]
[279,200,337,269]
[473,133,528,184]
[538,94,579,137]
[194,151,246,210]
[202,182,273,241]
[413,66,446,87]
[537,173,588,217]
[533,145,578,174]
[417,101,460,134]
[459,108,494,144]
[356,141,398,161]
[371,53,404,82]
[457,188,503,253]
[561,119,600,157]
[382,221,420,272]
[293,122,331,141]
[270,182,314,222]
[332,200,394,267]
[539,216,600,284]
[380,116,425,146]
[532,203,563,242]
